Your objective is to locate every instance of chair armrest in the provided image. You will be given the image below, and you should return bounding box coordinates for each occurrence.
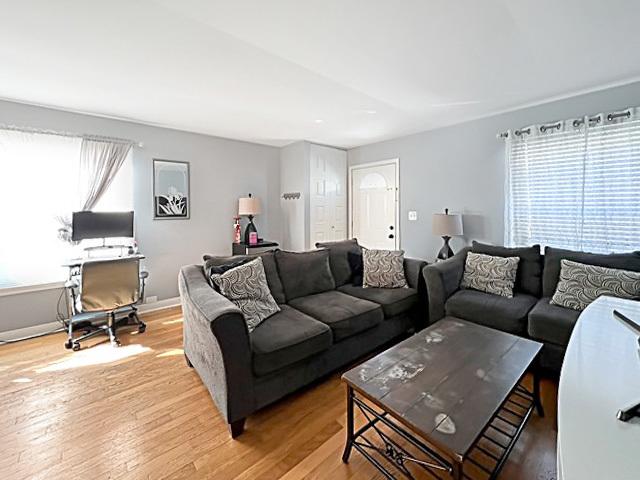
[179,265,254,424]
[404,257,427,290]
[423,248,469,324]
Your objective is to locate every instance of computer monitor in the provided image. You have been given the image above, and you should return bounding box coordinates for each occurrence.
[72,211,134,241]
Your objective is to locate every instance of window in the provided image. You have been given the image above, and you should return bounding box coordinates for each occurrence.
[505,111,640,253]
[0,130,132,289]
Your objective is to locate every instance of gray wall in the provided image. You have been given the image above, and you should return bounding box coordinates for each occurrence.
[4,80,640,332]
[279,141,309,250]
[0,100,281,332]
[348,81,640,262]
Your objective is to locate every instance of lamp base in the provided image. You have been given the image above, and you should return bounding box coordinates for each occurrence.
[244,216,258,245]
[437,236,454,261]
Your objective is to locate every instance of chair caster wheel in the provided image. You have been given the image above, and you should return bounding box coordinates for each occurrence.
[64,339,73,350]
[72,342,81,351]
[138,324,146,333]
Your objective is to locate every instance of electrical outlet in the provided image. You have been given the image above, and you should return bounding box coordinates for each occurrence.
[408,211,418,221]
[145,295,158,304]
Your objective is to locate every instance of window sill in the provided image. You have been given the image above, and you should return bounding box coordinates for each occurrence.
[0,282,65,298]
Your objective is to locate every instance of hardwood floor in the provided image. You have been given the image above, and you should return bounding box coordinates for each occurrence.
[0,307,557,480]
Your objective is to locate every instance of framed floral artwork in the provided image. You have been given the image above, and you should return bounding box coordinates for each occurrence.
[153,159,190,219]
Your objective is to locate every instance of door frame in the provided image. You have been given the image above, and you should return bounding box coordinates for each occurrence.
[348,158,400,249]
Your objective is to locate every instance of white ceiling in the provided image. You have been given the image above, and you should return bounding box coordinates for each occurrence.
[1,0,639,148]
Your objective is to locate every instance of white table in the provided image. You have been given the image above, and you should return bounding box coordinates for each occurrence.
[557,296,640,480]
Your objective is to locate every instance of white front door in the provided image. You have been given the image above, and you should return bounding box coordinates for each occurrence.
[309,144,347,247]
[351,161,398,250]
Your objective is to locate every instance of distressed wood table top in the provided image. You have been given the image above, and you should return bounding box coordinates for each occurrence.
[342,317,542,461]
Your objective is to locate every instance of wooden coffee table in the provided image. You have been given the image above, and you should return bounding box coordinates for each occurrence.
[341,318,543,479]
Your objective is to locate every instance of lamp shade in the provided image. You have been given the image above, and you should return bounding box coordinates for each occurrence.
[432,212,463,236]
[238,196,261,216]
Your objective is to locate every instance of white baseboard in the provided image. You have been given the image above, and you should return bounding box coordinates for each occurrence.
[138,296,181,313]
[0,297,181,341]
[0,321,65,342]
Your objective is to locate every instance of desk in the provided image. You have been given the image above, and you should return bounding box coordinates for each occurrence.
[63,253,145,268]
[557,296,640,480]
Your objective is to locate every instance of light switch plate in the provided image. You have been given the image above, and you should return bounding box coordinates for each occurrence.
[408,211,418,221]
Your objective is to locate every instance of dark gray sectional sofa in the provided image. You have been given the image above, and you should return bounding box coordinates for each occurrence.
[424,241,640,371]
[179,240,426,437]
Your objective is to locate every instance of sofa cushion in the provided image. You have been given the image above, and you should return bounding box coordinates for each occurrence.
[289,290,383,341]
[362,249,408,288]
[551,259,640,311]
[203,251,286,304]
[338,284,418,318]
[316,239,361,287]
[528,297,580,347]
[349,250,364,286]
[274,249,336,301]
[472,242,542,297]
[211,257,280,332]
[203,257,252,289]
[542,246,640,298]
[445,289,537,335]
[461,252,520,298]
[250,305,332,376]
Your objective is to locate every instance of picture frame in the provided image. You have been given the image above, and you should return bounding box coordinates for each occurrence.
[153,159,190,219]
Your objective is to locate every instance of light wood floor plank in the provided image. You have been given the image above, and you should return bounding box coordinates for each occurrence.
[0,307,557,479]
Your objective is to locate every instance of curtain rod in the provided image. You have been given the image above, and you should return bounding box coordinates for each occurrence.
[0,124,144,147]
[497,108,634,140]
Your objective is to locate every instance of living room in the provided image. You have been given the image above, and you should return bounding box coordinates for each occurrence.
[1,1,639,479]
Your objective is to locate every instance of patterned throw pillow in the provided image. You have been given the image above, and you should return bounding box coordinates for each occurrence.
[461,252,520,298]
[204,258,251,289]
[211,257,280,332]
[362,249,408,288]
[551,259,640,311]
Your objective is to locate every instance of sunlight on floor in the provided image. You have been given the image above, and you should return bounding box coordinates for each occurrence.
[11,377,32,383]
[35,343,152,373]
[156,348,184,358]
[162,318,183,325]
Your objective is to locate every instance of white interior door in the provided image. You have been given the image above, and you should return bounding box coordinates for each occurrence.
[309,144,347,247]
[351,161,398,250]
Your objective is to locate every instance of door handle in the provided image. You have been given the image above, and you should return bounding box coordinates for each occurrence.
[388,234,395,239]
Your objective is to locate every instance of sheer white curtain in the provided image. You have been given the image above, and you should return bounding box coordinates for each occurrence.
[78,139,132,211]
[0,131,134,289]
[582,112,640,251]
[505,107,640,253]
[0,131,81,287]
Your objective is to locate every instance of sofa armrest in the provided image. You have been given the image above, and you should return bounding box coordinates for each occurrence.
[423,248,469,323]
[404,257,427,290]
[179,265,254,424]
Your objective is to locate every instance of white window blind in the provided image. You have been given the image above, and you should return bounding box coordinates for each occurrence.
[505,113,640,253]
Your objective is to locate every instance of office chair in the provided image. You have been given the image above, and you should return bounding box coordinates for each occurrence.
[64,257,148,351]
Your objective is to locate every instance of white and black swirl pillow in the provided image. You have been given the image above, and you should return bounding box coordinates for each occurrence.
[461,252,520,298]
[362,249,408,289]
[211,257,280,332]
[551,259,640,311]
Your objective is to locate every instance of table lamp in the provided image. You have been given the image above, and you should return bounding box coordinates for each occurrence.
[238,194,261,244]
[432,208,463,260]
